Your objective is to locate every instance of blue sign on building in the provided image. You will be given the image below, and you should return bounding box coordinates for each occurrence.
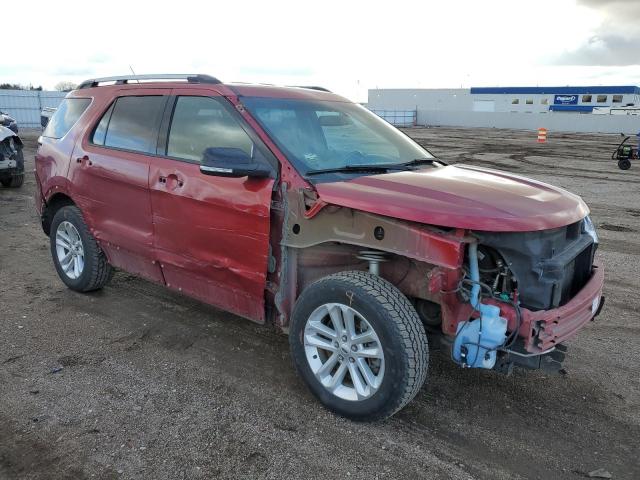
[554,94,578,105]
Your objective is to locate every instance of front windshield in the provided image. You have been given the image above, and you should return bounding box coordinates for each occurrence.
[241,97,434,176]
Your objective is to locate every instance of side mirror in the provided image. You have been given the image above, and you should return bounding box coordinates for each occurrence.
[200,147,271,178]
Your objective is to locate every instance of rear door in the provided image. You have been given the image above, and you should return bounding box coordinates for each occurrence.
[70,89,169,282]
[149,90,277,322]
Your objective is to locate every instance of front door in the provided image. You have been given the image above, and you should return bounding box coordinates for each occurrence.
[70,89,170,282]
[149,91,276,322]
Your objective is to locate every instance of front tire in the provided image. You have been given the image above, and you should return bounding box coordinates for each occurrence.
[50,205,113,292]
[289,271,428,421]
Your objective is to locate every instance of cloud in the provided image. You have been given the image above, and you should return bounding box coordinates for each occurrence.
[554,35,640,66]
[552,0,640,66]
[578,0,637,8]
[88,52,111,64]
[53,66,95,76]
[238,66,315,77]
[2,0,637,96]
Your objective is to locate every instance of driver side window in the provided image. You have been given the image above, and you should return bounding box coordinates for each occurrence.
[167,96,254,163]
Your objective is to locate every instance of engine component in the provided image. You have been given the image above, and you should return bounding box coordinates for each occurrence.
[474,223,596,311]
[453,305,508,369]
[452,242,508,369]
[356,250,387,275]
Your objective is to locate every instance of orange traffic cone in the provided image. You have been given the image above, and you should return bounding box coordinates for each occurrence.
[537,128,547,143]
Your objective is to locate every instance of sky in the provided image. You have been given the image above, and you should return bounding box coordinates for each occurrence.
[2,0,639,102]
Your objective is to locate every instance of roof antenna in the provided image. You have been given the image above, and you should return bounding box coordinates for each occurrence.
[129,65,139,83]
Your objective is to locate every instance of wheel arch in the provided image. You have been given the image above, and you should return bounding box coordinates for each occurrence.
[279,187,469,304]
[271,187,468,330]
[41,192,76,236]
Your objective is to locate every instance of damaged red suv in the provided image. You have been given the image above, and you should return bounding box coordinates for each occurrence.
[35,74,604,421]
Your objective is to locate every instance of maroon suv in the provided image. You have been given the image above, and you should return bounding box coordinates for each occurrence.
[35,74,604,421]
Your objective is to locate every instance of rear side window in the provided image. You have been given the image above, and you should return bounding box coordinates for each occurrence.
[95,96,166,153]
[42,98,91,139]
[92,103,114,145]
[167,96,253,162]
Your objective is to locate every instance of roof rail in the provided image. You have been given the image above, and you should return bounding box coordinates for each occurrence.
[77,74,222,89]
[289,85,332,92]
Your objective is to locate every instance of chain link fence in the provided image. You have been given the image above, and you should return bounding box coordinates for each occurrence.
[368,109,417,127]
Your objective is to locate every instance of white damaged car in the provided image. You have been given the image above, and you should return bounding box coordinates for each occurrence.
[0,125,24,188]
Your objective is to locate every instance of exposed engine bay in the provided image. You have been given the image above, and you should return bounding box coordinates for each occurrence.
[0,125,25,188]
[451,217,600,372]
[474,219,598,311]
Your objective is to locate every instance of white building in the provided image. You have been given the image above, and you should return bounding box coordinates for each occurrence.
[368,86,640,133]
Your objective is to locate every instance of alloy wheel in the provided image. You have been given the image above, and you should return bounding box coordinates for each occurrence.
[303,303,385,401]
[55,221,85,280]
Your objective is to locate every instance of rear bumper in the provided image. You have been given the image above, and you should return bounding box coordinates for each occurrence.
[522,262,604,352]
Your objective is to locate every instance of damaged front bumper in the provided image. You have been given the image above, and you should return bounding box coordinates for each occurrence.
[486,262,604,374]
[521,261,604,352]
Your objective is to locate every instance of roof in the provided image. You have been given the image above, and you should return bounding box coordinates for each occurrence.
[74,74,348,102]
[470,86,640,95]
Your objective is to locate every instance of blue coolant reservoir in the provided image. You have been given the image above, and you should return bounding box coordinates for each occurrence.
[452,304,508,369]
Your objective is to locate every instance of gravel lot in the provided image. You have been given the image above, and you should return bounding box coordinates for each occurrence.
[1,127,638,480]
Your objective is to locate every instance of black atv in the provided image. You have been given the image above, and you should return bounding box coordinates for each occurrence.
[613,133,639,170]
[0,125,24,188]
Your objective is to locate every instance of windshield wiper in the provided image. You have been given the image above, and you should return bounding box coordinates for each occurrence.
[305,164,410,176]
[401,158,447,167]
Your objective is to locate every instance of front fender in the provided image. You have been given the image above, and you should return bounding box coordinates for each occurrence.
[282,188,467,270]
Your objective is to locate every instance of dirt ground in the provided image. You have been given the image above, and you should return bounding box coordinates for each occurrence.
[1,127,639,480]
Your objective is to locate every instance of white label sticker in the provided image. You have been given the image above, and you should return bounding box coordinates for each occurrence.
[591,296,600,314]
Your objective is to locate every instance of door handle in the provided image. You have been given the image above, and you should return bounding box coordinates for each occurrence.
[164,173,184,189]
[76,155,91,165]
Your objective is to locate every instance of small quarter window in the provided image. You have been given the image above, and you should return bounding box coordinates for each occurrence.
[92,103,114,146]
[597,95,607,103]
[582,95,592,103]
[612,95,623,103]
[42,98,91,139]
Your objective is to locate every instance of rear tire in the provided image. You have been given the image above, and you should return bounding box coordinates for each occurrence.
[289,270,428,421]
[50,205,113,292]
[618,158,631,170]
